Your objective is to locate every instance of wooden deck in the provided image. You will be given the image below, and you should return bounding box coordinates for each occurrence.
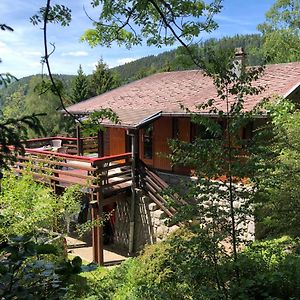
[10,147,133,265]
[14,148,132,194]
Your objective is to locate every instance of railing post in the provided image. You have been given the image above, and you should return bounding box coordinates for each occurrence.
[76,124,83,156]
[90,196,99,263]
[91,163,104,265]
[128,129,138,255]
[97,130,104,158]
[96,190,104,265]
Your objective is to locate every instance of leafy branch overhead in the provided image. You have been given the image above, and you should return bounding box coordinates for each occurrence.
[81,109,120,136]
[82,0,222,65]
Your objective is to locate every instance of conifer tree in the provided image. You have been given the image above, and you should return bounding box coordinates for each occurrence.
[90,59,120,97]
[71,65,90,103]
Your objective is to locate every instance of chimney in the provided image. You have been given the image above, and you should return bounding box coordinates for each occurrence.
[233,47,246,77]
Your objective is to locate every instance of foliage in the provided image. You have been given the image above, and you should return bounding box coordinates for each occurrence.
[24,76,74,137]
[167,47,266,284]
[82,0,222,52]
[89,59,121,97]
[0,234,92,299]
[1,88,26,119]
[66,258,139,300]
[67,229,300,300]
[81,109,120,136]
[0,171,83,241]
[0,113,44,175]
[258,0,300,63]
[255,99,300,238]
[71,65,90,103]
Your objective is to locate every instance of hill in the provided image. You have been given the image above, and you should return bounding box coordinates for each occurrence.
[112,34,265,83]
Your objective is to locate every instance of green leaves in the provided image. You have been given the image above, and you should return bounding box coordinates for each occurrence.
[30,4,72,27]
[0,171,83,240]
[82,108,120,136]
[82,0,222,50]
[0,234,86,299]
[258,0,300,63]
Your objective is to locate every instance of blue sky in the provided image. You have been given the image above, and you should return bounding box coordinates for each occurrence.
[0,0,275,78]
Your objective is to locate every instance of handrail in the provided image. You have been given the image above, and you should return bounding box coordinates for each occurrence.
[139,160,184,218]
[23,136,98,142]
[11,149,133,192]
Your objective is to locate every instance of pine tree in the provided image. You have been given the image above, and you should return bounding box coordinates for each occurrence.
[71,65,90,103]
[90,59,120,97]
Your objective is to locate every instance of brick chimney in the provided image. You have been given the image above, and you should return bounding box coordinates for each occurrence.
[233,47,246,77]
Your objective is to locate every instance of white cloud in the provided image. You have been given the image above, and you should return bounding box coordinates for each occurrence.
[24,51,42,56]
[61,51,89,57]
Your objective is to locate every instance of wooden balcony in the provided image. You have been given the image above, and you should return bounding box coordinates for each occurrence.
[23,135,100,156]
[13,147,132,196]
[9,142,133,265]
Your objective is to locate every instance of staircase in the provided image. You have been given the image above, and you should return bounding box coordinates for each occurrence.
[138,160,186,218]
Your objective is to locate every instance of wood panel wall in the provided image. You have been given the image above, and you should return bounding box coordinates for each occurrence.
[153,117,172,171]
[109,128,126,155]
[174,117,191,175]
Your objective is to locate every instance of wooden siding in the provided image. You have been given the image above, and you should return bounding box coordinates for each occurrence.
[153,117,172,171]
[109,128,126,156]
[174,117,191,175]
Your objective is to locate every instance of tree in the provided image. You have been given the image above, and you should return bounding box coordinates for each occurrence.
[71,65,90,103]
[90,59,120,97]
[258,0,300,63]
[1,88,26,119]
[0,171,83,240]
[167,47,266,287]
[82,0,222,66]
[24,76,72,137]
[255,99,300,238]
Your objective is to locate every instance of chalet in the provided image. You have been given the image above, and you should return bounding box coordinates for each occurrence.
[67,61,300,176]
[18,60,300,265]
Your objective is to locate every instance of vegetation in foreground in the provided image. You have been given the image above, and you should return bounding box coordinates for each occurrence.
[67,229,300,300]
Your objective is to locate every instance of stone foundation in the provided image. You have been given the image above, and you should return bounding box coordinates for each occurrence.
[113,193,178,254]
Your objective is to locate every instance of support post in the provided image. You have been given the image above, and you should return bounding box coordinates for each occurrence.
[90,197,99,263]
[128,129,138,255]
[90,190,104,265]
[96,190,104,265]
[76,124,83,156]
[97,130,104,158]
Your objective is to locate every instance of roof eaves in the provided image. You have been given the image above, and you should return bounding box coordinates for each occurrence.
[283,82,300,99]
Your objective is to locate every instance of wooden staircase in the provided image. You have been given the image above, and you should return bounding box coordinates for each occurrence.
[139,160,186,218]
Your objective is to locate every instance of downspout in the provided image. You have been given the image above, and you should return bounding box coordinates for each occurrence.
[128,129,138,255]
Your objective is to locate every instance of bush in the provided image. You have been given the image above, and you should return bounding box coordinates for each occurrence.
[67,229,300,300]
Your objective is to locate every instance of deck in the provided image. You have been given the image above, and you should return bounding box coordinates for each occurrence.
[10,137,134,265]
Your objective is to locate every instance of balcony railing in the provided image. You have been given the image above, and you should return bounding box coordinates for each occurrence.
[13,148,132,193]
[23,136,100,156]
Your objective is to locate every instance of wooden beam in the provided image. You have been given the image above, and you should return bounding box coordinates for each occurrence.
[97,130,104,158]
[90,196,99,264]
[76,124,83,156]
[129,130,138,255]
[96,190,104,265]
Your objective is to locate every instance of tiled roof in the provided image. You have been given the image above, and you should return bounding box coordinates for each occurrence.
[67,62,300,127]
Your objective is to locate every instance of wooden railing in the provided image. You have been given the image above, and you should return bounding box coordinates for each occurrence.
[23,136,99,156]
[139,160,185,217]
[13,149,132,192]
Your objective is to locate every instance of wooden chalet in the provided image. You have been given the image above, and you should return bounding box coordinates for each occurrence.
[12,61,300,265]
[67,61,300,175]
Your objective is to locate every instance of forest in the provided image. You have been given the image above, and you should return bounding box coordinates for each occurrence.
[1,0,300,299]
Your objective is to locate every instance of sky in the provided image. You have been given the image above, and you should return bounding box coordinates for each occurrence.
[0,0,276,79]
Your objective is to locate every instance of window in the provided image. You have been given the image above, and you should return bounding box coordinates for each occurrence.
[143,124,153,159]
